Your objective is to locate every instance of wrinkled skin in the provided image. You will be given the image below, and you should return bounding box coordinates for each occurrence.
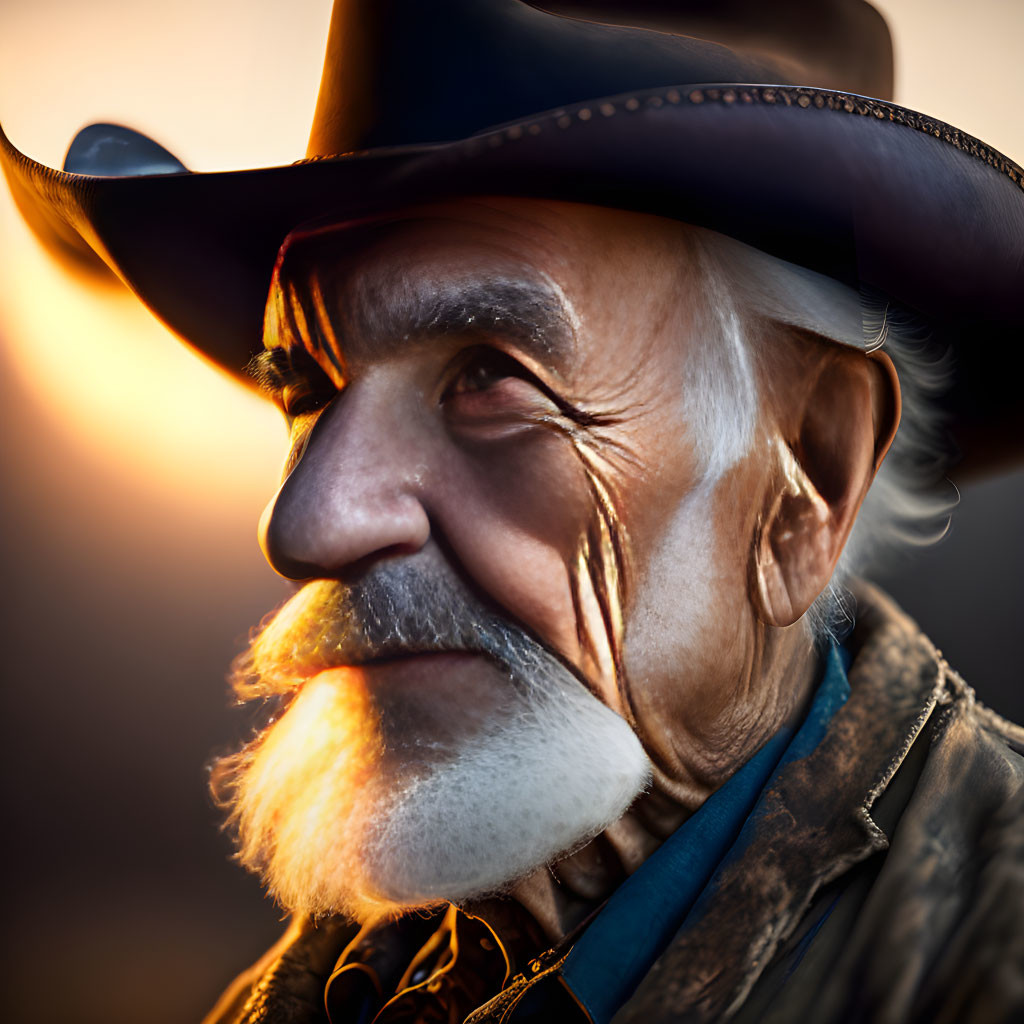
[256,197,899,944]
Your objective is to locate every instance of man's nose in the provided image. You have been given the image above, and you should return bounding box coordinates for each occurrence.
[259,380,433,580]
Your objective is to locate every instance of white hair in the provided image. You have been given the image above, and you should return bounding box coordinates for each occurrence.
[682,230,955,642]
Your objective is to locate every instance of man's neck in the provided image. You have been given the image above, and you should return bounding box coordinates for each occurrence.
[466,624,824,953]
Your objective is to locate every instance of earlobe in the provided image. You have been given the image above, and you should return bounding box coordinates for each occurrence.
[750,347,901,628]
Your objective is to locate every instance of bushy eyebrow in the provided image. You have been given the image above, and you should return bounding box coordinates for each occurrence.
[364,276,575,365]
[262,260,577,379]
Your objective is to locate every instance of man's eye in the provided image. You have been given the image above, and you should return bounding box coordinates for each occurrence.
[281,382,333,418]
[444,348,540,399]
[248,346,338,419]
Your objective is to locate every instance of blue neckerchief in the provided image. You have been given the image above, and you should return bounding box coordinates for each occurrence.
[560,643,851,1024]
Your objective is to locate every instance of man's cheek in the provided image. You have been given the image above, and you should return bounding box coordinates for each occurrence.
[451,429,593,545]
[433,437,622,703]
[619,491,722,738]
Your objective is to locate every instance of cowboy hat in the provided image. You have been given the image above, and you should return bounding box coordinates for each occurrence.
[2,0,1021,469]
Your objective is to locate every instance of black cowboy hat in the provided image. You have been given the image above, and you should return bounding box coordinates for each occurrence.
[2,0,1022,470]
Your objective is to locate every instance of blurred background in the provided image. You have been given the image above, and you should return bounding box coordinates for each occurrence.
[0,2,1021,1021]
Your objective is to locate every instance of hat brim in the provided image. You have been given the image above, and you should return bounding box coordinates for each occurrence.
[3,82,1022,471]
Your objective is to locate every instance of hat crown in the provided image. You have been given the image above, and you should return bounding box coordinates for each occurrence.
[307,0,893,157]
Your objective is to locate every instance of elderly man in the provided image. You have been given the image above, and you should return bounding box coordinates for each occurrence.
[3,2,1022,1022]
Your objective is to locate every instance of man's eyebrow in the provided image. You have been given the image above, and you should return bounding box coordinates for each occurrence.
[366,276,577,364]
[269,268,578,372]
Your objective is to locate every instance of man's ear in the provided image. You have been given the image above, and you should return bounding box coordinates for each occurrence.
[751,349,901,627]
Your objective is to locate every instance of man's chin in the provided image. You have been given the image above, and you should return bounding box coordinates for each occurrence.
[218,654,652,922]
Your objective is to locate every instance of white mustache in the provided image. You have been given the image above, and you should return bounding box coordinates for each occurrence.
[231,549,581,701]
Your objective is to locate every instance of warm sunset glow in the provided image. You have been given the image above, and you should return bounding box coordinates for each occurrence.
[0,0,334,506]
[0,205,284,499]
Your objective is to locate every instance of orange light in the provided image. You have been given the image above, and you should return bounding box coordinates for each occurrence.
[0,199,284,505]
[0,0,334,509]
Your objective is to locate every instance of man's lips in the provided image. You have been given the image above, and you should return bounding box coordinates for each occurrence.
[312,652,520,732]
[316,651,493,688]
[302,644,597,707]
[307,649,495,678]
[347,650,485,667]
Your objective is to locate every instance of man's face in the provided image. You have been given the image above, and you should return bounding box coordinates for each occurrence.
[220,198,771,919]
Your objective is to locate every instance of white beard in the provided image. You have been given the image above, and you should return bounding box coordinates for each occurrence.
[224,650,650,922]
